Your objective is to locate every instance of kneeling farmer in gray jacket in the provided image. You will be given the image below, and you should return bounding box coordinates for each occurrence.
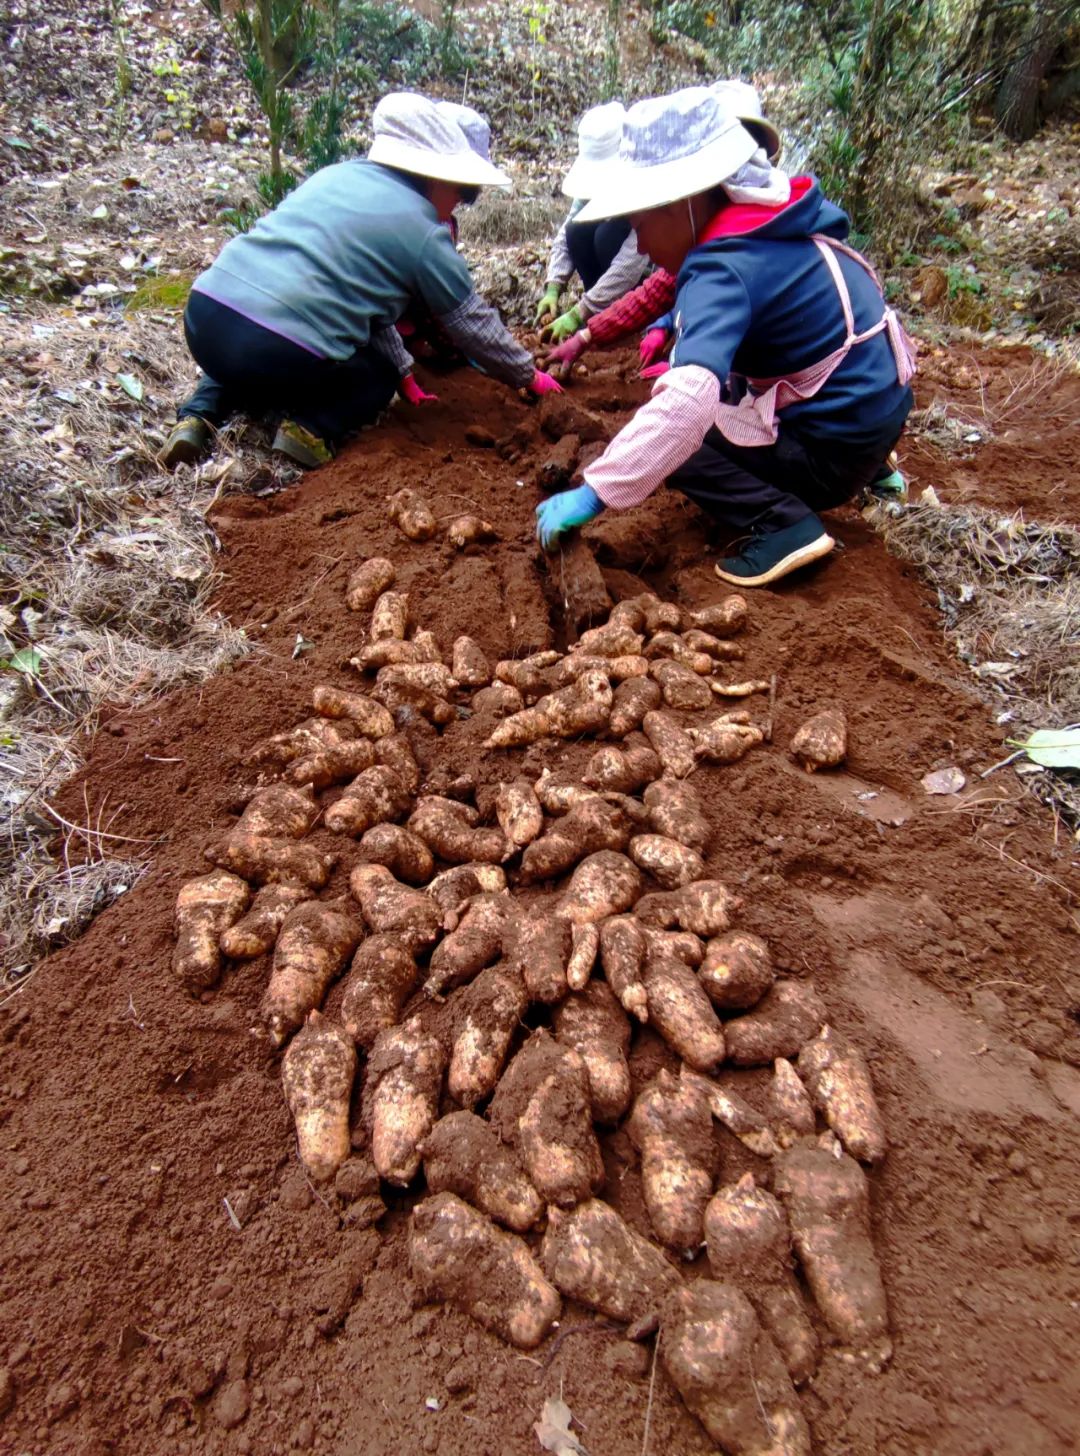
[165,91,559,469]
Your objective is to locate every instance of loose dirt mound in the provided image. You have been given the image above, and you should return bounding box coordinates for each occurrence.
[2,350,1079,1456]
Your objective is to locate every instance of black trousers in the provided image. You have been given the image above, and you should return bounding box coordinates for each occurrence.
[668,415,907,536]
[178,291,399,445]
[565,217,632,291]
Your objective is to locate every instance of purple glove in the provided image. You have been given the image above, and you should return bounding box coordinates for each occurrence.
[639,327,669,367]
[528,369,564,397]
[639,361,671,380]
[400,373,439,406]
[543,332,589,371]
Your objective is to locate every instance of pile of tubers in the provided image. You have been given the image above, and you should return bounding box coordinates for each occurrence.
[172,571,882,1454]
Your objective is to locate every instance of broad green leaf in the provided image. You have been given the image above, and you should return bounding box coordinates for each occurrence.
[117,372,144,401]
[1010,726,1080,770]
[8,647,43,676]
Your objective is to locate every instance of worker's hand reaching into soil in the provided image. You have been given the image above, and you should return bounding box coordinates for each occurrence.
[541,304,586,345]
[399,373,439,406]
[528,369,564,397]
[535,484,604,549]
[543,331,589,380]
[639,327,670,367]
[534,283,562,328]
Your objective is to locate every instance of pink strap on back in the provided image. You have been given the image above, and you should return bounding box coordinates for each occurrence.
[711,234,916,449]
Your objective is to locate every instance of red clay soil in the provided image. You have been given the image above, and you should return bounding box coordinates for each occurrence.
[2,346,1080,1456]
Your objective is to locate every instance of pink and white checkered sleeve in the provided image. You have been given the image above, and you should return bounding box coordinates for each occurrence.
[583,364,721,510]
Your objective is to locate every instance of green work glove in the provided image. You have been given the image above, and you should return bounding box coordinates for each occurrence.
[542,303,586,345]
[534,283,562,328]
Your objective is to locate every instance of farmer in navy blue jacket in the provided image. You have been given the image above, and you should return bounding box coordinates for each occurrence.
[536,87,915,587]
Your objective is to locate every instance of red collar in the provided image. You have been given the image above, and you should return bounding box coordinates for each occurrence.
[698,175,814,241]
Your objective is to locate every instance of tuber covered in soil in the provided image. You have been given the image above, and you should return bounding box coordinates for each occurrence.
[219,882,311,960]
[282,1011,357,1183]
[541,1199,680,1324]
[661,1280,810,1455]
[607,676,663,738]
[284,738,376,790]
[520,797,633,883]
[650,659,714,710]
[699,931,775,1011]
[643,955,727,1073]
[345,556,395,613]
[312,684,395,739]
[348,863,441,955]
[583,743,661,794]
[643,779,710,853]
[353,822,434,886]
[261,899,362,1048]
[340,935,418,1048]
[235,783,319,839]
[451,635,492,688]
[681,1068,780,1159]
[425,892,514,998]
[409,796,510,865]
[629,833,706,890]
[426,862,507,928]
[409,1192,560,1349]
[448,962,528,1108]
[362,1015,446,1185]
[553,979,632,1123]
[494,778,544,849]
[725,980,826,1066]
[387,488,436,541]
[774,1143,891,1371]
[686,596,748,637]
[635,879,740,939]
[447,514,497,549]
[599,913,649,1022]
[642,710,697,778]
[506,912,573,1004]
[370,590,410,641]
[566,920,600,991]
[489,1032,604,1207]
[628,1069,718,1255]
[767,1059,817,1145]
[791,708,847,771]
[324,764,411,837]
[174,869,251,994]
[484,669,612,748]
[689,716,764,764]
[798,1025,887,1164]
[555,850,642,924]
[703,1173,819,1386]
[205,833,332,891]
[421,1112,542,1232]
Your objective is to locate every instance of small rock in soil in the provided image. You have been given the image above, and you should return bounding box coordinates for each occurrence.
[294,1415,316,1448]
[213,1378,250,1429]
[1021,1221,1057,1261]
[279,1170,314,1211]
[445,1360,473,1394]
[605,1341,650,1379]
[280,1375,304,1398]
[45,1382,79,1421]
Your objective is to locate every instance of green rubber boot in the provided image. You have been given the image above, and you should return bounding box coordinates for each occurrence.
[162,417,210,468]
[272,419,334,469]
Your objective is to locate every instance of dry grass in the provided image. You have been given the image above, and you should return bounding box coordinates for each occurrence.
[458,191,567,250]
[0,306,272,987]
[875,500,1080,833]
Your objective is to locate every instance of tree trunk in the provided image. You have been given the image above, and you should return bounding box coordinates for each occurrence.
[994,5,1060,140]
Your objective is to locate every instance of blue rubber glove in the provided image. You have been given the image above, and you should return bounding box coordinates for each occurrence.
[535,484,604,550]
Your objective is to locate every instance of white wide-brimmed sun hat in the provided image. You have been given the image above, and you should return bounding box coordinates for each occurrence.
[576,87,759,222]
[710,79,781,163]
[369,91,512,189]
[436,100,493,162]
[561,100,626,200]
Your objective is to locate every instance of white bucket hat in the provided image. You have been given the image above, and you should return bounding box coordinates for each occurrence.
[576,87,759,222]
[436,100,492,163]
[369,92,511,190]
[561,101,626,200]
[710,79,781,163]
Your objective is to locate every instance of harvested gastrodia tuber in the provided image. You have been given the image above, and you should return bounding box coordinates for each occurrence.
[583,742,661,794]
[174,870,250,994]
[698,930,775,1011]
[704,1172,820,1387]
[387,488,436,541]
[541,1199,680,1324]
[689,716,764,764]
[553,979,632,1123]
[426,863,507,928]
[261,900,362,1048]
[340,934,418,1048]
[220,882,311,960]
[505,912,572,1005]
[409,796,510,865]
[607,676,662,738]
[447,514,497,549]
[555,850,642,924]
[345,556,395,613]
[650,658,714,711]
[520,797,633,883]
[324,764,411,837]
[767,1059,817,1146]
[634,879,740,939]
[421,1111,542,1232]
[628,1069,717,1255]
[643,778,709,853]
[448,962,528,1108]
[725,980,826,1066]
[362,1015,446,1185]
[798,1025,887,1164]
[774,1142,891,1372]
[370,590,409,642]
[484,669,613,748]
[451,635,492,688]
[642,710,696,778]
[661,1280,810,1456]
[681,1067,779,1159]
[234,783,318,838]
[686,595,748,637]
[489,1032,604,1208]
[311,684,395,739]
[791,708,847,771]
[348,863,441,955]
[643,955,726,1073]
[494,778,544,849]
[353,822,433,886]
[246,715,355,769]
[282,1011,357,1183]
[628,833,705,889]
[205,833,332,891]
[598,913,649,1022]
[409,1192,560,1349]
[424,892,513,998]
